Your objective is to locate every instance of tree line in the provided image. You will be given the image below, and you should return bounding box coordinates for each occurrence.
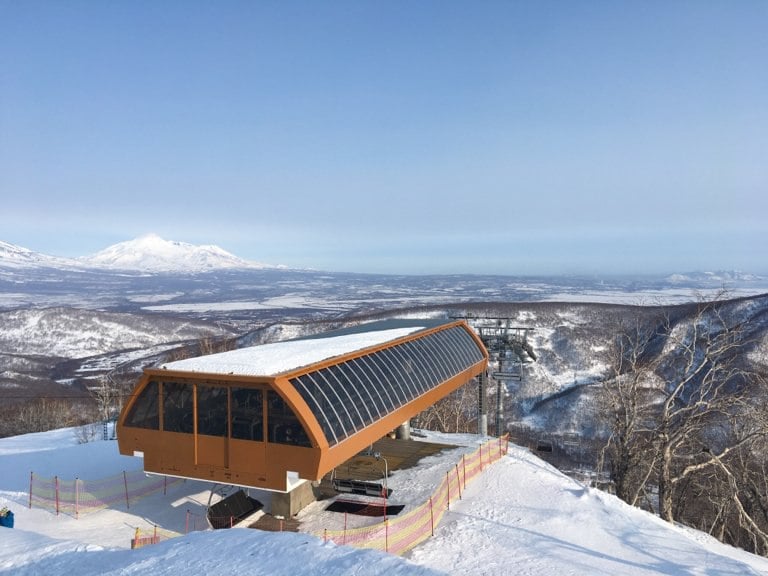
[597,292,768,554]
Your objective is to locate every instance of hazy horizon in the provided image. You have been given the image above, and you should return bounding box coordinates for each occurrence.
[2,2,765,276]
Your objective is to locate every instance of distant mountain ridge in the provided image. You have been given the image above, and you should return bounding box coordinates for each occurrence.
[0,240,80,269]
[1,235,766,281]
[665,270,762,283]
[0,234,280,273]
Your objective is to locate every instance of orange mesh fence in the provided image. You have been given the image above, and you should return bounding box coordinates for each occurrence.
[130,526,181,549]
[29,470,182,518]
[318,434,509,555]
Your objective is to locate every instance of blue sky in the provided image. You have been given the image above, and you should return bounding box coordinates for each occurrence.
[1,1,766,275]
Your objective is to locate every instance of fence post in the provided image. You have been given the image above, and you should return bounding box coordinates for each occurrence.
[446,471,450,510]
[385,520,389,553]
[462,454,467,486]
[29,472,33,509]
[123,471,130,509]
[55,476,60,516]
[163,476,167,496]
[185,510,190,534]
[429,496,434,536]
[75,477,79,519]
[455,464,462,500]
[324,528,327,544]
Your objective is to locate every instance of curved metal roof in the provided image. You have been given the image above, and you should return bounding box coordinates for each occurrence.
[287,323,485,446]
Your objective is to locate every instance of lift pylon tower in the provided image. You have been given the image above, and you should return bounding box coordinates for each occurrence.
[453,317,536,437]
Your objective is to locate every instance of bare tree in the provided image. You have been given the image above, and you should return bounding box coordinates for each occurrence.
[15,398,82,433]
[654,294,759,523]
[596,293,768,555]
[413,380,478,433]
[598,314,660,506]
[91,374,119,422]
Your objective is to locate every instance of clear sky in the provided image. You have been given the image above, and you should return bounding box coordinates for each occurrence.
[1,1,766,275]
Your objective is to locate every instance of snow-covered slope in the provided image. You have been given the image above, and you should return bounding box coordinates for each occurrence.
[1,428,767,575]
[0,307,235,359]
[78,234,276,272]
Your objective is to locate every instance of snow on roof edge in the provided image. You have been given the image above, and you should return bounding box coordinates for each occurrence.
[159,325,430,378]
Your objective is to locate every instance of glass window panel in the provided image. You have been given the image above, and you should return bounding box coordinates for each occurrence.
[397,342,430,394]
[422,334,453,380]
[389,344,423,398]
[292,374,339,445]
[231,387,263,441]
[312,370,354,441]
[456,327,485,362]
[373,348,411,401]
[267,391,312,447]
[458,327,484,358]
[326,365,366,431]
[335,362,379,424]
[448,327,483,365]
[366,352,407,408]
[438,328,467,368]
[162,381,194,433]
[196,385,228,437]
[353,356,396,412]
[408,338,443,385]
[431,330,462,375]
[449,327,480,365]
[402,339,438,392]
[124,381,159,430]
[442,329,469,373]
[388,348,418,402]
[380,347,417,399]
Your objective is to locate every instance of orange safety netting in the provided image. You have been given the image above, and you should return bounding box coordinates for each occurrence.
[29,469,182,518]
[318,434,509,555]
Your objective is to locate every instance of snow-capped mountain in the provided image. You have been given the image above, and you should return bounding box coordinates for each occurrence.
[0,235,276,273]
[0,240,80,269]
[0,235,280,273]
[77,234,277,272]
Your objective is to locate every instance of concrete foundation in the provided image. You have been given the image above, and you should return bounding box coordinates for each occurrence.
[270,480,316,518]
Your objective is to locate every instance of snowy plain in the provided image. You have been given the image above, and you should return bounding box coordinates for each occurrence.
[1,428,768,575]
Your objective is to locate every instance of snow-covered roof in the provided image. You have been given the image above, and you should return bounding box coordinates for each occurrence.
[160,326,425,377]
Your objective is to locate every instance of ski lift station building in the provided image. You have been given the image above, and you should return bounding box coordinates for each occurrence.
[117,319,488,495]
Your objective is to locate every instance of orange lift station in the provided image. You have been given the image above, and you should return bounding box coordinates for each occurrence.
[117,319,488,492]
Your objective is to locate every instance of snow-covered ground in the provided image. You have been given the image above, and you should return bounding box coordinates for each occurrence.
[1,428,767,575]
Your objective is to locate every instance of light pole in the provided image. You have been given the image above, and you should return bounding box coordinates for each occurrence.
[374,451,388,520]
